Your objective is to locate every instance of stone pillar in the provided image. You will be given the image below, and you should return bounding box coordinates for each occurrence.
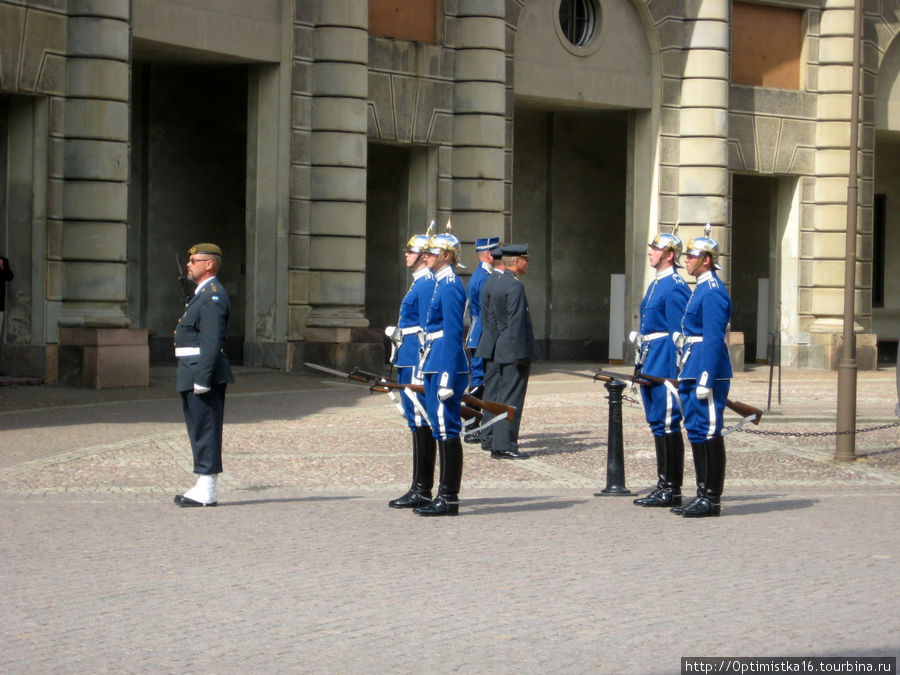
[677,0,730,269]
[305,0,369,335]
[807,4,865,339]
[52,0,131,329]
[450,0,507,242]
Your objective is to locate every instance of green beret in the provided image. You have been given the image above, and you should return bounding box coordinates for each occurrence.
[188,243,222,256]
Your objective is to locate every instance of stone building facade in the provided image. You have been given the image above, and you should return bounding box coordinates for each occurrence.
[0,0,898,383]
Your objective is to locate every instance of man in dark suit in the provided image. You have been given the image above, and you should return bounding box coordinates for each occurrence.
[173,243,234,507]
[486,244,535,460]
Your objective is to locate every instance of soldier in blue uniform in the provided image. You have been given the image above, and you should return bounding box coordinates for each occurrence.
[173,243,234,507]
[465,235,500,397]
[632,228,690,508]
[673,225,732,518]
[474,245,506,452]
[386,228,437,509]
[415,225,469,516]
[484,244,535,460]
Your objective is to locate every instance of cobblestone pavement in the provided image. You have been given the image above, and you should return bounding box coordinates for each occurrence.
[1,363,898,673]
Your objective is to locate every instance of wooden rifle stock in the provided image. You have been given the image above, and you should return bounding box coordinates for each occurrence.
[351,368,515,421]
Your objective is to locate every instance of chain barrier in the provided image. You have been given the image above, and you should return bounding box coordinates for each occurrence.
[736,421,900,438]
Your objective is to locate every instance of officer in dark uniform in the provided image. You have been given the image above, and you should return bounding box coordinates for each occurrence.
[673,225,732,518]
[173,243,234,507]
[386,228,436,509]
[632,228,690,508]
[485,243,534,460]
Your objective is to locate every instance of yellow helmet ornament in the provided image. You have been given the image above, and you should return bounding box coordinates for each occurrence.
[649,224,683,266]
[426,218,466,268]
[685,223,723,270]
[406,219,435,253]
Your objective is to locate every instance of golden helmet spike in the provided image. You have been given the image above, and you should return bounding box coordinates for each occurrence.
[426,219,435,236]
[445,217,452,234]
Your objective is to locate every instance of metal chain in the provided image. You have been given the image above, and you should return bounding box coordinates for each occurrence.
[737,421,900,437]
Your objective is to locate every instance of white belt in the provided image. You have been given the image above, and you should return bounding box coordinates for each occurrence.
[682,336,703,344]
[175,347,201,357]
[640,332,668,342]
[399,326,421,336]
[425,330,444,340]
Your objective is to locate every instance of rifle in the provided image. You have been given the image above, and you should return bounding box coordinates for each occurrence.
[366,379,482,423]
[595,369,763,426]
[348,367,515,421]
[175,253,194,305]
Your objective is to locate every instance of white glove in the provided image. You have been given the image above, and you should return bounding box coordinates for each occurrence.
[695,385,711,400]
[438,386,453,401]
[193,383,211,395]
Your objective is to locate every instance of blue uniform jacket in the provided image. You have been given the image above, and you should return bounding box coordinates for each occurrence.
[465,261,492,349]
[421,266,469,381]
[678,270,733,386]
[173,277,234,393]
[395,267,435,369]
[639,268,690,379]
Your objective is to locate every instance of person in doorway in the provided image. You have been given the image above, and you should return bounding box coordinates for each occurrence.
[632,227,690,508]
[485,244,535,460]
[386,227,437,509]
[672,225,732,518]
[415,225,469,516]
[173,243,234,507]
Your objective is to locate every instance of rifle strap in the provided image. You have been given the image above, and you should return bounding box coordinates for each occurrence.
[722,414,757,436]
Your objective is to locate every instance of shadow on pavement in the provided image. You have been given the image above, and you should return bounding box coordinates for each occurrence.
[218,494,362,507]
[723,497,818,516]
[461,495,589,515]
[520,431,600,456]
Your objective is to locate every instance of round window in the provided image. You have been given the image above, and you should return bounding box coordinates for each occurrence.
[558,0,598,48]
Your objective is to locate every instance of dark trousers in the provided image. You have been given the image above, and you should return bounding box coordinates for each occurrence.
[181,383,227,475]
[480,359,499,449]
[491,361,530,452]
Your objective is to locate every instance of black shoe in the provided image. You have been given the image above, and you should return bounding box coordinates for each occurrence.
[388,489,432,509]
[491,449,530,460]
[464,431,481,444]
[414,495,459,516]
[681,496,721,517]
[174,494,217,507]
[634,487,682,507]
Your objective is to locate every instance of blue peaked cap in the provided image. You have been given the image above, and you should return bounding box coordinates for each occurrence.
[475,236,501,251]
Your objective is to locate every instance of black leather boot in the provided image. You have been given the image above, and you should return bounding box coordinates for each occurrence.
[665,431,685,506]
[633,436,670,506]
[415,437,463,516]
[682,436,725,517]
[389,427,435,508]
[671,440,706,514]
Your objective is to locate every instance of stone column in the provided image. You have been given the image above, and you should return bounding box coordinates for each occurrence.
[450,0,507,242]
[52,0,131,329]
[304,0,369,335]
[806,4,866,344]
[677,0,730,269]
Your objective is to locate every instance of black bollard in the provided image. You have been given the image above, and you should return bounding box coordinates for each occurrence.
[595,378,631,496]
